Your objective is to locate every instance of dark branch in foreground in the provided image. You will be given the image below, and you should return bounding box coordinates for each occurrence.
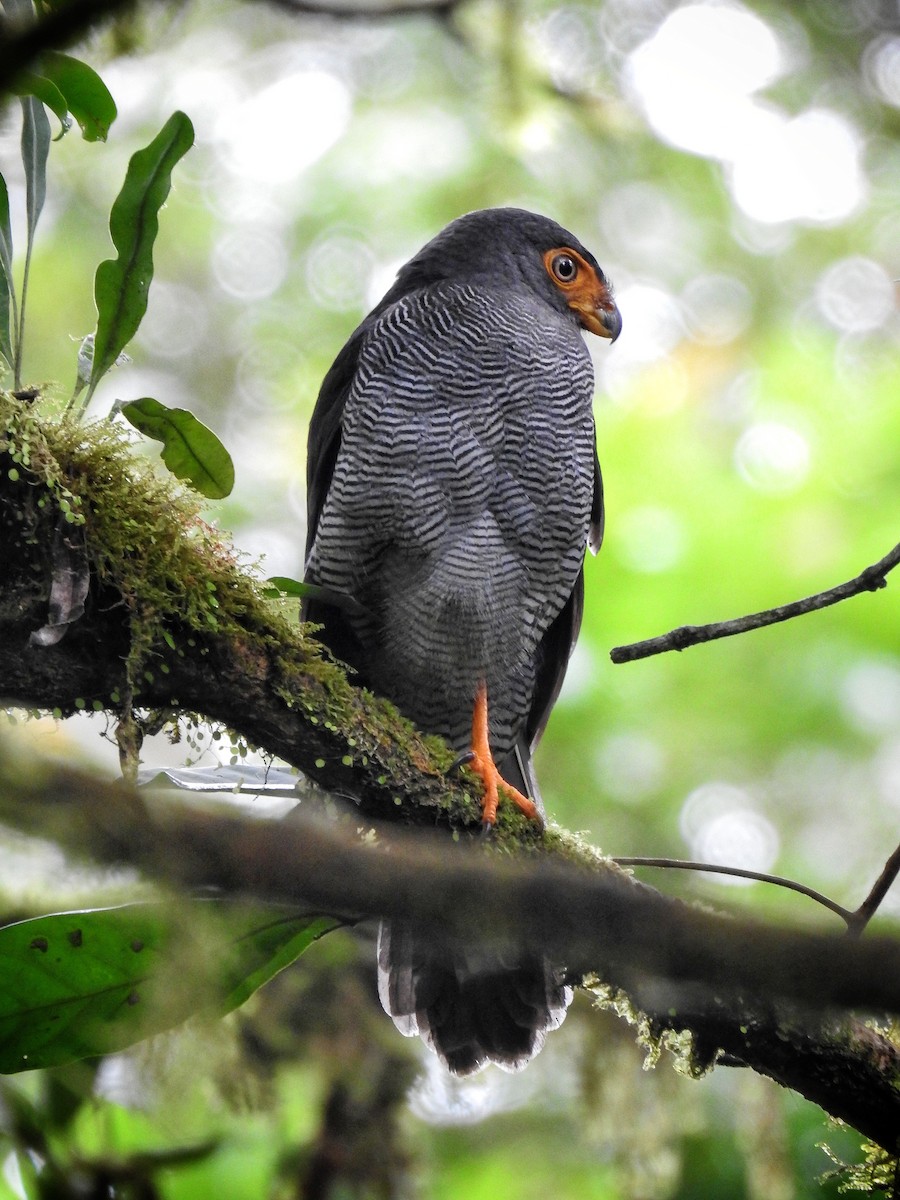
[265,0,457,19]
[611,541,900,664]
[1,402,899,1153]
[0,0,142,94]
[0,739,899,1152]
[0,0,460,96]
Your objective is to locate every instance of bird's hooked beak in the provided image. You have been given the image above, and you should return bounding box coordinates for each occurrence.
[568,276,622,343]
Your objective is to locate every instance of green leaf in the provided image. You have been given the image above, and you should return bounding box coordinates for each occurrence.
[13,56,116,142]
[120,397,235,499]
[0,902,342,1074]
[87,111,194,401]
[269,578,366,617]
[12,73,70,138]
[17,95,50,386]
[265,576,310,598]
[0,174,14,372]
[41,53,117,142]
[219,910,340,1014]
[21,95,50,256]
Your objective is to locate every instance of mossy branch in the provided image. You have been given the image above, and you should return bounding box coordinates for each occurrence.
[0,392,479,828]
[2,394,900,1152]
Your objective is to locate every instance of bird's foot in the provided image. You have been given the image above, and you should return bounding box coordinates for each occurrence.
[470,752,538,828]
[469,682,540,829]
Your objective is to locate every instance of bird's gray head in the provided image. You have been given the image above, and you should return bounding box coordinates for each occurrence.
[387,207,622,342]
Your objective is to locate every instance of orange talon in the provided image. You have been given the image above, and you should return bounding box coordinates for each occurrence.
[469,682,539,826]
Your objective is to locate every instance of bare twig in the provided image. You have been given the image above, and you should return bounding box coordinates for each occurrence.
[849,841,900,938]
[611,542,900,664]
[613,857,855,926]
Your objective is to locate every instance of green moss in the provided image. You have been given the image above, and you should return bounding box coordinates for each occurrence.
[583,979,710,1081]
[4,390,308,658]
[821,1139,900,1195]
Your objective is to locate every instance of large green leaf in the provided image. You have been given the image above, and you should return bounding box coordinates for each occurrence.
[87,111,194,402]
[12,73,70,138]
[0,902,342,1074]
[120,397,235,498]
[12,55,116,142]
[40,53,117,142]
[0,174,13,372]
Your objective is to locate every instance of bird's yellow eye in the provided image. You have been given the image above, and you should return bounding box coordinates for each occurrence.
[550,252,578,284]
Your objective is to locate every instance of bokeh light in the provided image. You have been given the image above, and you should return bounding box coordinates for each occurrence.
[840,659,900,735]
[863,34,900,107]
[680,781,780,881]
[625,2,784,160]
[215,68,353,183]
[729,108,865,225]
[626,3,866,225]
[616,506,688,574]
[594,731,667,803]
[734,421,811,493]
[815,255,896,333]
[305,232,376,313]
[682,273,753,345]
[212,226,289,301]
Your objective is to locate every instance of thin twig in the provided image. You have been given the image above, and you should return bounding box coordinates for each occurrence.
[613,857,854,926]
[848,841,900,938]
[264,0,458,18]
[611,542,900,664]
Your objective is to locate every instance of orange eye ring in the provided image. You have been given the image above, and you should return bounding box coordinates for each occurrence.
[550,252,578,284]
[542,245,620,340]
[543,246,590,290]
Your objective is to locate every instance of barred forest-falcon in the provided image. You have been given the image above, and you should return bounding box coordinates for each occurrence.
[303,208,621,1074]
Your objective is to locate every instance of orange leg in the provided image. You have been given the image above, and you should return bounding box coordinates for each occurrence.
[469,681,539,826]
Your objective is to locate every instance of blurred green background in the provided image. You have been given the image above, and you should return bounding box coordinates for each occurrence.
[1,0,898,1194]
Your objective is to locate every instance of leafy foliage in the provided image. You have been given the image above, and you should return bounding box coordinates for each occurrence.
[0,174,13,371]
[0,902,341,1073]
[86,110,195,403]
[15,52,118,141]
[119,397,234,498]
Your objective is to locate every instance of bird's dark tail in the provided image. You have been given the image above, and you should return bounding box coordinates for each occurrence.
[377,921,571,1075]
[377,735,570,1075]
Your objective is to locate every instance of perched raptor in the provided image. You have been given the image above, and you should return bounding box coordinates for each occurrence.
[303,207,620,1074]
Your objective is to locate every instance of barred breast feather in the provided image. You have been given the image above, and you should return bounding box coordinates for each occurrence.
[305,280,596,762]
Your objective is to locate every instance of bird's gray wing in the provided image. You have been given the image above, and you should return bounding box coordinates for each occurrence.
[304,325,368,562]
[590,445,604,554]
[500,433,599,801]
[301,323,377,677]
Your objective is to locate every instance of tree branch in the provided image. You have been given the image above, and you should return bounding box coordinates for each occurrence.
[1,737,899,1151]
[0,0,142,95]
[611,542,900,664]
[2,400,899,1151]
[0,0,461,97]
